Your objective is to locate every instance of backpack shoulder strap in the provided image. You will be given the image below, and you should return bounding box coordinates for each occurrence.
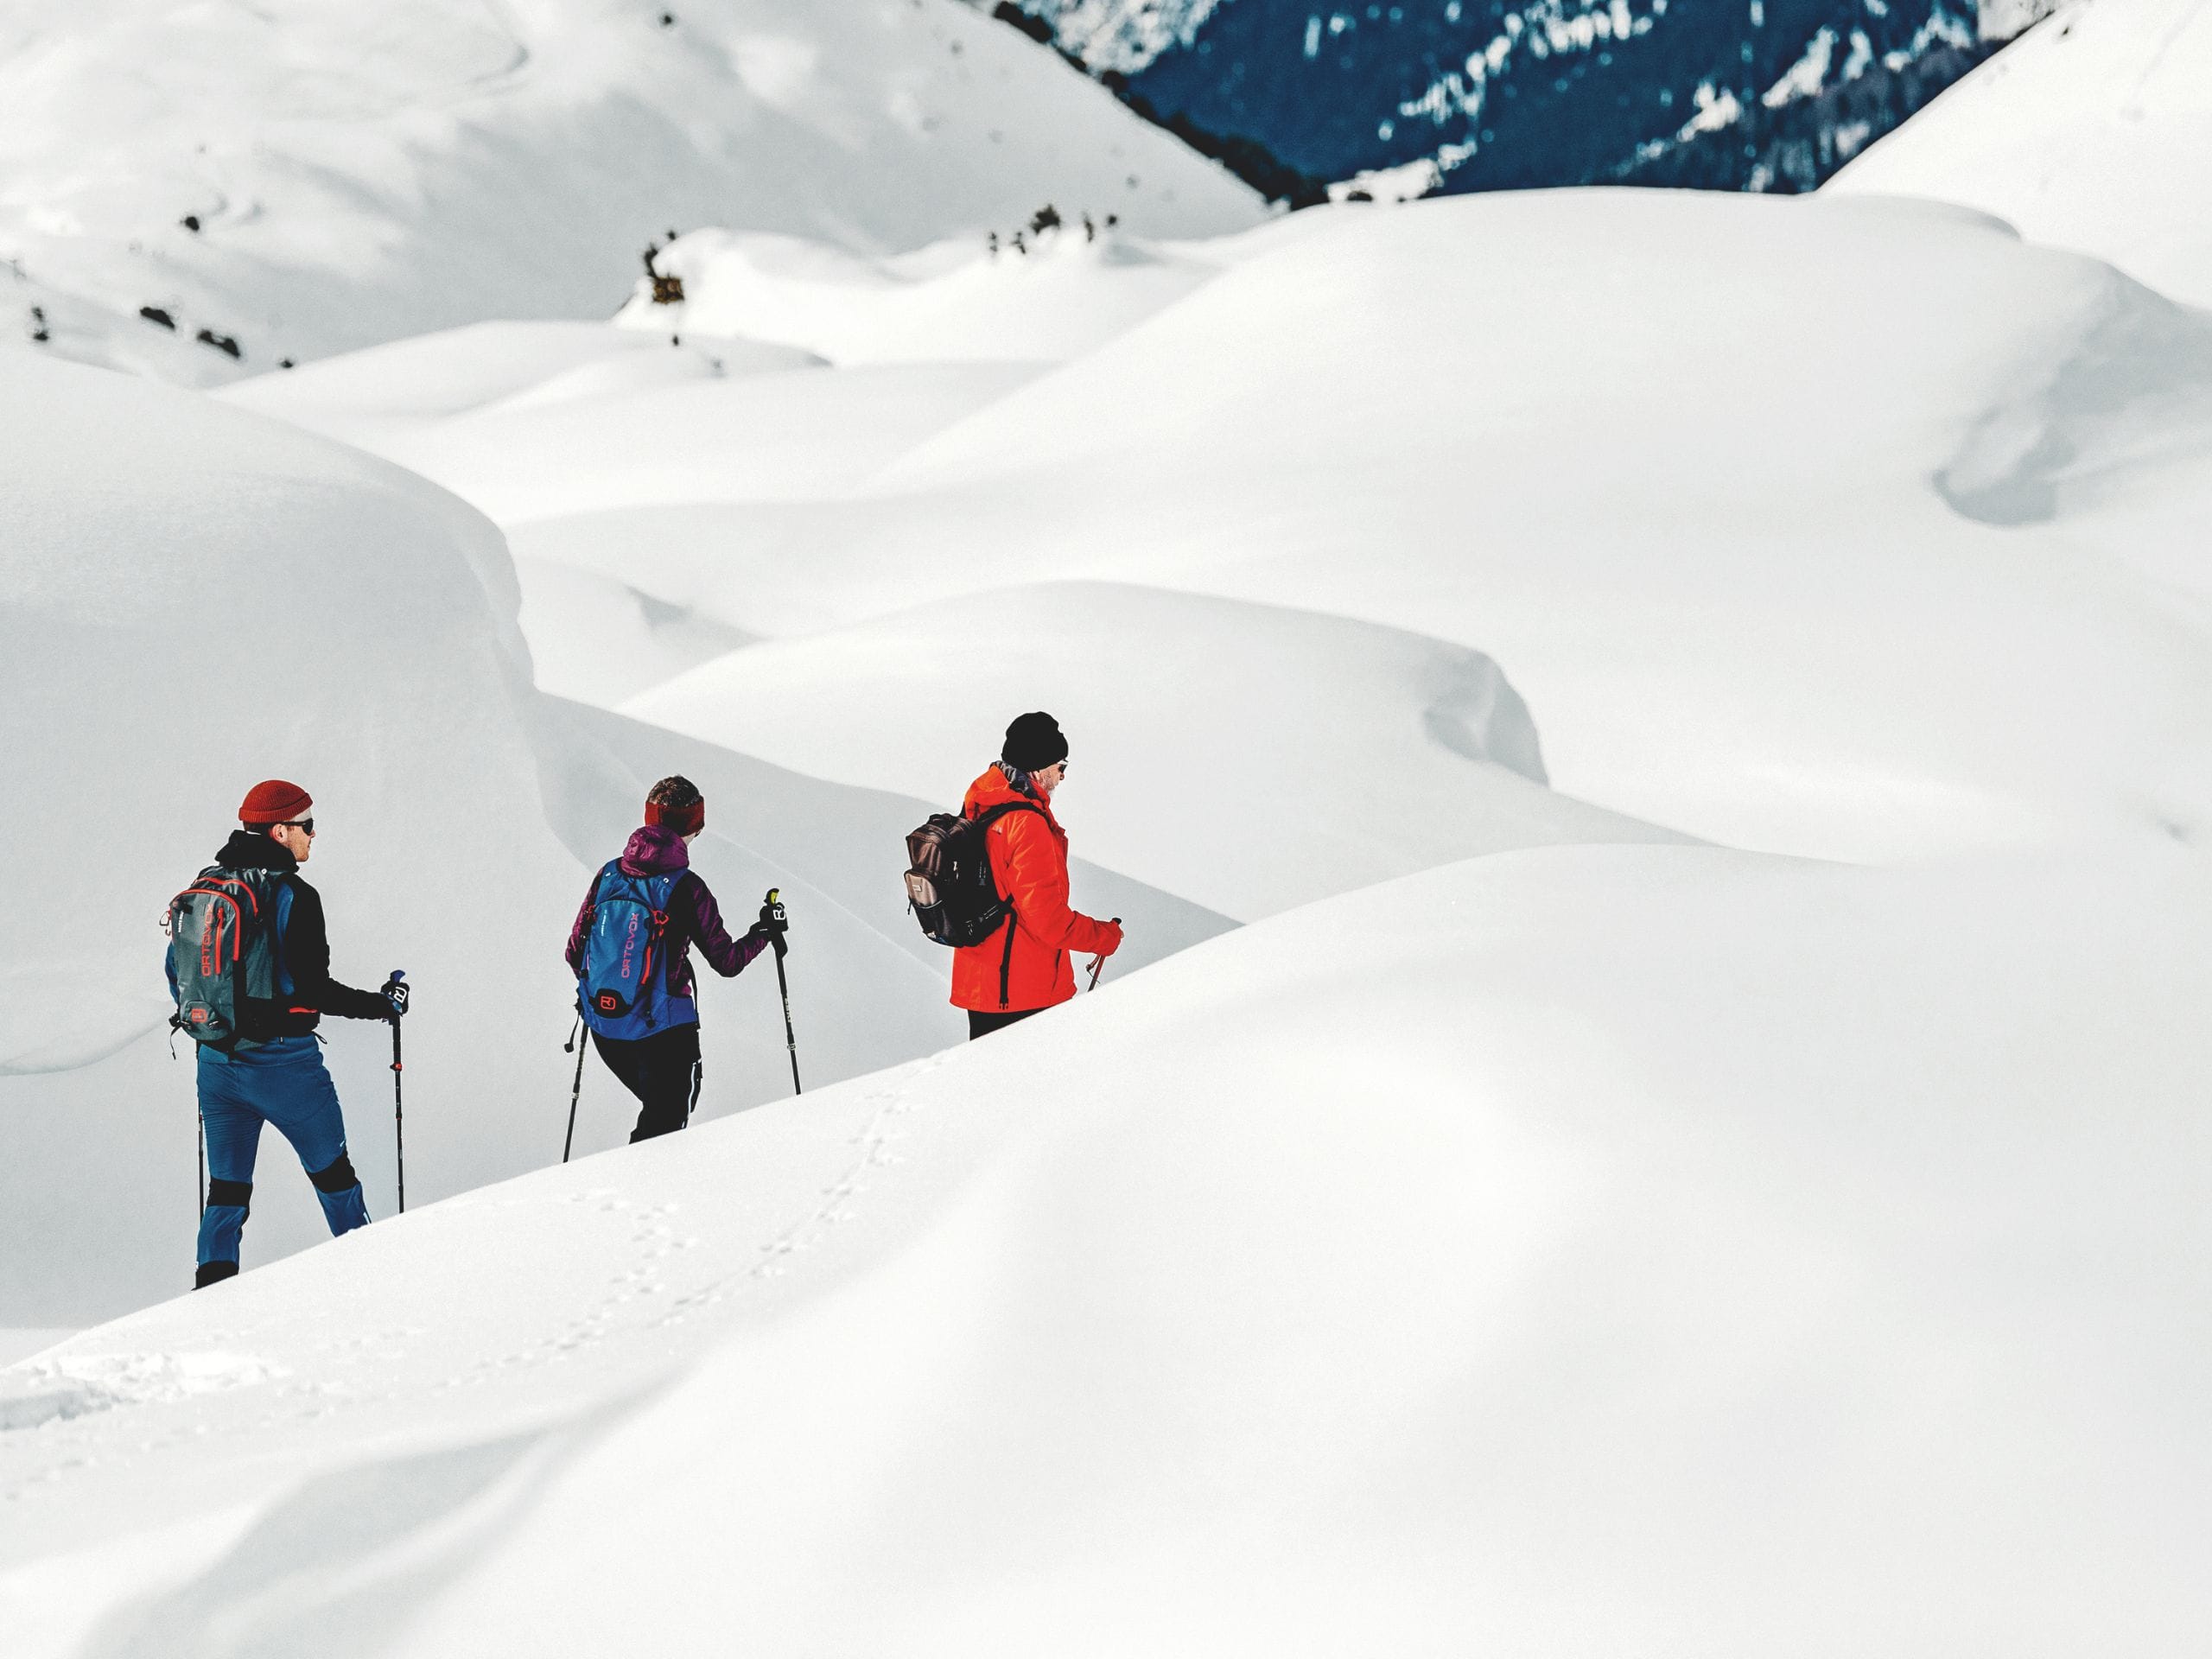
[971,799,1046,830]
[969,802,1046,1011]
[263,874,295,997]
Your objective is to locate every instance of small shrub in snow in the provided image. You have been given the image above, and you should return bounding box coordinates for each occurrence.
[643,243,684,305]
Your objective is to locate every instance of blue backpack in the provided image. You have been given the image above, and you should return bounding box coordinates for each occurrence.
[576,863,696,1040]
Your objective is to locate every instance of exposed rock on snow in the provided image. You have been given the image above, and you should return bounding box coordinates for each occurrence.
[613,222,1225,365]
[0,0,1263,385]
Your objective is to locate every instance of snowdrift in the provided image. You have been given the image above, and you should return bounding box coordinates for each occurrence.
[15,170,2212,1650]
[828,192,2212,860]
[0,351,580,1324]
[0,0,1262,384]
[4,843,2207,1652]
[245,191,2212,866]
[624,580,1683,920]
[2,353,1210,1325]
[621,221,1230,364]
[1830,0,2212,308]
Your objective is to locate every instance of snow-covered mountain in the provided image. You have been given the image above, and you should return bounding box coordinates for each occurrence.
[7,176,2212,1626]
[1828,0,2212,306]
[4,7,2212,1646]
[978,0,2044,200]
[9,839,2208,1652]
[0,0,1262,385]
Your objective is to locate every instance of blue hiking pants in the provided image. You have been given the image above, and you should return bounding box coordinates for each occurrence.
[196,1035,369,1284]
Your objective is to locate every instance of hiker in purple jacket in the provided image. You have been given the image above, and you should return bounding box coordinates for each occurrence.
[564,776,786,1141]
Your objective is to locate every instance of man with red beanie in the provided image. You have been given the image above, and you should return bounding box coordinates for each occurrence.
[564,775,786,1141]
[955,712,1122,1039]
[169,780,402,1288]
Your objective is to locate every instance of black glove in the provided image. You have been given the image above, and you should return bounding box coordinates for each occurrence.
[753,902,789,960]
[381,973,410,1020]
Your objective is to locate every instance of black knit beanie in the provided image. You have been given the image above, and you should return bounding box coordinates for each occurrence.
[1001,711,1069,772]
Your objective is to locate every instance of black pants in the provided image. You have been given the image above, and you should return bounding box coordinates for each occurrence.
[968,1008,1040,1040]
[592,1024,702,1141]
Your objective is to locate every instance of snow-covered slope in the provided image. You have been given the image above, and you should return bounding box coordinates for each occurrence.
[243,192,2212,865]
[223,209,1695,915]
[12,166,2212,1649]
[0,350,581,1323]
[626,219,1229,363]
[4,842,2207,1652]
[1829,0,2212,307]
[0,349,1214,1325]
[624,580,1685,920]
[0,0,1263,385]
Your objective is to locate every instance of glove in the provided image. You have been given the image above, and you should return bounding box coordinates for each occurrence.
[751,906,789,961]
[1095,919,1123,957]
[381,974,410,1020]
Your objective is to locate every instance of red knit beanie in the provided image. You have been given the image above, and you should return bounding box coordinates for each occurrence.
[645,793,704,837]
[239,779,313,826]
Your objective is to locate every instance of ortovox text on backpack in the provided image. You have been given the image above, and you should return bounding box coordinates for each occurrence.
[576,862,695,1040]
[166,868,283,1049]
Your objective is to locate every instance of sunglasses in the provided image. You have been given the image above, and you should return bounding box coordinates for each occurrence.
[279,818,316,836]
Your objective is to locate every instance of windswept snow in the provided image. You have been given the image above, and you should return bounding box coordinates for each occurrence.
[227,193,2212,869]
[8,92,2212,1654]
[620,222,1230,364]
[0,349,579,1319]
[0,0,1262,385]
[4,844,2209,1651]
[0,348,1206,1324]
[1830,0,2212,307]
[624,580,1683,920]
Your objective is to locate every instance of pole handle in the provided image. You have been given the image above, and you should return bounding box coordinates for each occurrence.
[1087,918,1122,991]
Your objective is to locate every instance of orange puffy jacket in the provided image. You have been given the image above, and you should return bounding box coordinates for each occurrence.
[951,766,1122,1013]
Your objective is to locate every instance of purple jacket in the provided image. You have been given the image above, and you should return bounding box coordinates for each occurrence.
[564,825,766,1001]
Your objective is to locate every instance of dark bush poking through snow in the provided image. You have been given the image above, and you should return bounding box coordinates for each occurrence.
[643,244,684,305]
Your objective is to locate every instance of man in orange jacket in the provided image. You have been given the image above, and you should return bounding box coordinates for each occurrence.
[955,712,1123,1038]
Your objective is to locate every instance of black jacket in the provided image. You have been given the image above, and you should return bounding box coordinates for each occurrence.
[214,830,390,1039]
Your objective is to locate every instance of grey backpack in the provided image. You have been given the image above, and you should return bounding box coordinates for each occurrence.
[166,867,282,1048]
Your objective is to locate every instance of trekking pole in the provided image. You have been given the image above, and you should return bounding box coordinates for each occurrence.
[1087,918,1122,992]
[384,971,409,1212]
[563,1008,587,1162]
[766,888,800,1095]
